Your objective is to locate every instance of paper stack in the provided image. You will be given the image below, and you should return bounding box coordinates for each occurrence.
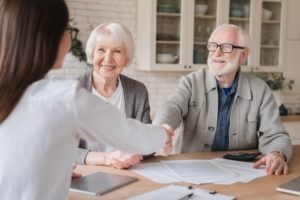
[131,158,267,185]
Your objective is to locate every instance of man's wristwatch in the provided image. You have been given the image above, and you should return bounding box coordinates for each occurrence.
[272,151,287,162]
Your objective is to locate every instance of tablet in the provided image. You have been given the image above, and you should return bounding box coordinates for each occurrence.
[70,171,138,196]
[277,176,300,196]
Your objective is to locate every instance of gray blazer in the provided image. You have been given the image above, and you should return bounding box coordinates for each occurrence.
[153,68,292,161]
[75,70,151,164]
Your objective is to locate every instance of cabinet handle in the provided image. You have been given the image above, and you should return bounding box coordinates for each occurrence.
[189,65,192,69]
[184,65,187,69]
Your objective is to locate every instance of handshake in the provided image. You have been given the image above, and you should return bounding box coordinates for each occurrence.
[104,124,175,169]
[78,124,175,171]
[158,123,175,156]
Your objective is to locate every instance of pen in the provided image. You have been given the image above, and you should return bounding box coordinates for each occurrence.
[178,192,194,200]
[188,185,217,195]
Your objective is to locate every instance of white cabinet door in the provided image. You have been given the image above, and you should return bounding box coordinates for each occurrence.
[192,0,218,67]
[286,0,300,40]
[221,0,286,72]
[137,0,219,71]
[253,0,287,72]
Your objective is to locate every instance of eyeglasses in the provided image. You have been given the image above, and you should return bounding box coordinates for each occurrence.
[66,24,79,40]
[207,42,245,53]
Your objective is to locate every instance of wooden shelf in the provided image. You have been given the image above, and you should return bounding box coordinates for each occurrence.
[157,12,180,17]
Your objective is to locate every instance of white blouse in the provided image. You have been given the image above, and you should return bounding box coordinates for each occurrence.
[0,78,165,200]
[91,77,125,116]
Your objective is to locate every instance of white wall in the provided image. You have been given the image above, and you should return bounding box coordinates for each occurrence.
[49,0,189,117]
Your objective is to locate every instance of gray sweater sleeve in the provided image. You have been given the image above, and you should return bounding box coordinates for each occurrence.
[75,148,91,165]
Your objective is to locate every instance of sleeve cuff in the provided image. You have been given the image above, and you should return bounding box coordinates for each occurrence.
[272,151,287,162]
[75,148,91,165]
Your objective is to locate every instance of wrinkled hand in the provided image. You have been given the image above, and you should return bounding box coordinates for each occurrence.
[71,164,82,180]
[157,124,175,156]
[107,151,143,169]
[253,152,288,175]
[85,150,142,169]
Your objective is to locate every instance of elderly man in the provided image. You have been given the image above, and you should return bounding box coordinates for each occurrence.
[153,24,292,175]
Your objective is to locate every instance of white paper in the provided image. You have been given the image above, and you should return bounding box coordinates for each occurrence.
[128,184,236,200]
[161,160,237,184]
[211,158,267,185]
[128,185,193,200]
[131,158,267,185]
[131,163,180,183]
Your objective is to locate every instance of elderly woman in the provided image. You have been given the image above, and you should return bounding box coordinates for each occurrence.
[75,22,154,169]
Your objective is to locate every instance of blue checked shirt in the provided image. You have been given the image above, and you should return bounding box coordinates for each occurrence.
[211,75,239,151]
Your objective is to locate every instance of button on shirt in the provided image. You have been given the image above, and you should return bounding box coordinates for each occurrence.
[211,75,239,151]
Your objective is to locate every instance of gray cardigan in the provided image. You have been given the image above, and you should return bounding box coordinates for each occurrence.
[75,70,151,164]
[153,68,292,161]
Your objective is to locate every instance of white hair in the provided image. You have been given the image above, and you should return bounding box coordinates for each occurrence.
[209,24,251,48]
[85,22,135,66]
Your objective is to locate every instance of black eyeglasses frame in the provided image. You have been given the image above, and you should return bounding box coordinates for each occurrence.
[66,25,79,40]
[207,42,246,53]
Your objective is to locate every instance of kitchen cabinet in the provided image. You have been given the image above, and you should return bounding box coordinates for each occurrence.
[137,0,287,72]
[223,0,287,72]
[282,40,300,109]
[137,0,218,71]
[286,0,300,40]
[281,115,300,145]
[254,0,286,72]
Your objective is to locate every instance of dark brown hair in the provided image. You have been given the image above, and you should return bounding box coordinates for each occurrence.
[0,0,69,122]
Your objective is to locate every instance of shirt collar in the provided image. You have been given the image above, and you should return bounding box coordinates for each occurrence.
[217,72,239,95]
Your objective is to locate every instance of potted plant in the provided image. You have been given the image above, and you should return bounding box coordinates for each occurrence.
[68,20,87,62]
[256,73,294,91]
[256,73,295,113]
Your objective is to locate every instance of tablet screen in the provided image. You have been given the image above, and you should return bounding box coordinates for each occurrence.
[70,171,138,196]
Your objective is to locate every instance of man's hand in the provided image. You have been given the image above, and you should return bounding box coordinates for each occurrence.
[71,164,82,180]
[85,150,142,169]
[157,124,175,156]
[253,152,288,175]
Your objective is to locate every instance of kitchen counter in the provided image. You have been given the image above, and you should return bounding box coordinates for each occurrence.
[281,114,300,122]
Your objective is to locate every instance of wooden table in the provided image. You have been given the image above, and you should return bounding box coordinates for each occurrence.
[69,145,300,200]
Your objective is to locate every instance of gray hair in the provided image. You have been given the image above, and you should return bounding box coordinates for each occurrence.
[85,22,135,66]
[209,24,251,48]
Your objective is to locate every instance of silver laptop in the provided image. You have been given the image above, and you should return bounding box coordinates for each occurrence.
[70,172,138,196]
[277,176,300,196]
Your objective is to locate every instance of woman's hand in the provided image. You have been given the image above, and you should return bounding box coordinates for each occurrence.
[85,150,142,169]
[107,151,143,169]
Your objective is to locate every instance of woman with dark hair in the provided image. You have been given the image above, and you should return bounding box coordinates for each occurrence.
[0,0,173,199]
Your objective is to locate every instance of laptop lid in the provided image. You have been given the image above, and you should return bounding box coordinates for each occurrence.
[70,171,138,196]
[277,176,300,196]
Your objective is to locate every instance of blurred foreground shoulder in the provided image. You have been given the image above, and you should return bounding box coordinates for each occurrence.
[27,77,83,102]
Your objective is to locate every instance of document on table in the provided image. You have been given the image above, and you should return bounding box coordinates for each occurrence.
[128,184,236,200]
[161,160,236,184]
[131,158,267,185]
[131,163,180,183]
[211,158,267,185]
